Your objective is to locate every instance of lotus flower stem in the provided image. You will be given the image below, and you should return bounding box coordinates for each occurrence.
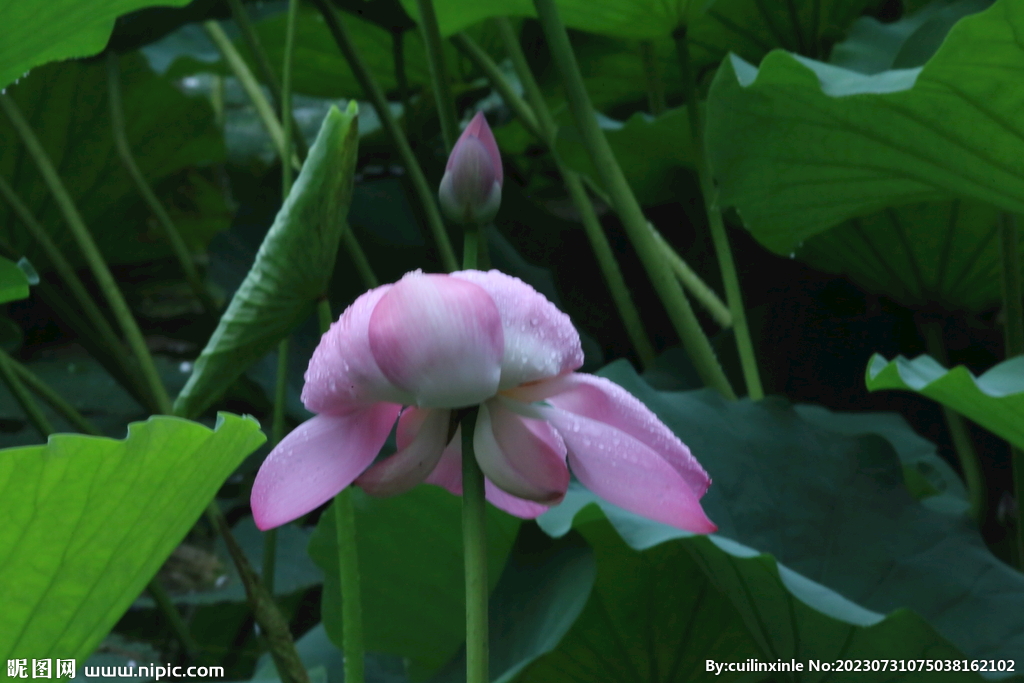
[0,178,150,407]
[674,29,763,400]
[106,52,219,318]
[415,0,459,151]
[532,0,735,398]
[4,351,101,436]
[225,0,308,160]
[475,21,655,367]
[203,20,300,173]
[460,408,489,683]
[0,93,174,414]
[311,0,459,272]
[639,40,666,116]
[998,213,1024,567]
[919,319,986,526]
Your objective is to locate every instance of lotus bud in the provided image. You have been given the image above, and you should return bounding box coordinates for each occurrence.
[438,112,503,225]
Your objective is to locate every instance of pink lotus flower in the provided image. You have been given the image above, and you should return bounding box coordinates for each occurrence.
[251,269,716,533]
[438,112,503,225]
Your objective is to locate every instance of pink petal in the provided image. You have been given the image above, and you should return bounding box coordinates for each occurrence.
[424,424,556,519]
[509,374,710,498]
[368,271,504,408]
[457,112,503,186]
[539,405,717,533]
[452,270,583,389]
[251,403,401,530]
[302,284,411,414]
[473,400,568,503]
[356,407,450,496]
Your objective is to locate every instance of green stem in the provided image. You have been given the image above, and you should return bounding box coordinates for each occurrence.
[920,319,986,526]
[205,504,310,683]
[392,30,411,120]
[451,32,542,140]
[203,20,299,173]
[0,93,173,414]
[531,0,734,397]
[341,225,379,289]
[999,213,1024,568]
[0,178,149,407]
[674,28,763,400]
[333,488,365,683]
[6,352,102,435]
[460,408,488,683]
[146,579,202,661]
[651,225,732,329]
[311,0,458,272]
[226,0,308,160]
[464,224,479,270]
[639,40,666,115]
[415,0,459,151]
[281,0,300,196]
[489,21,655,367]
[263,333,290,593]
[106,52,218,317]
[0,347,54,438]
[316,295,364,683]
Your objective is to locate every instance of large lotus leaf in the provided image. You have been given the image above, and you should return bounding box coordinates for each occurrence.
[517,520,761,683]
[866,354,1024,451]
[706,0,1024,257]
[536,501,989,680]
[399,0,872,62]
[556,107,696,206]
[429,527,595,683]
[0,52,228,270]
[173,102,359,419]
[542,360,1024,667]
[830,0,992,74]
[0,0,190,91]
[796,199,1024,311]
[307,486,520,677]
[0,413,266,662]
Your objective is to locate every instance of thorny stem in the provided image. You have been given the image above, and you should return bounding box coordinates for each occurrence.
[311,0,458,272]
[0,93,174,414]
[531,1,734,396]
[651,225,732,329]
[675,28,763,399]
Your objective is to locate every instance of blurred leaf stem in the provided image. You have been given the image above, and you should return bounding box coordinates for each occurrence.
[919,318,986,526]
[0,180,152,408]
[457,24,654,367]
[999,213,1024,568]
[203,20,300,172]
[639,40,666,115]
[0,93,173,414]
[675,28,762,399]
[415,0,459,151]
[311,0,458,272]
[0,347,53,438]
[530,1,734,397]
[106,51,219,317]
[225,0,308,160]
[2,350,102,436]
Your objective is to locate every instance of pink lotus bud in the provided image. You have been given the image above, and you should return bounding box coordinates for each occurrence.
[438,112,503,225]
